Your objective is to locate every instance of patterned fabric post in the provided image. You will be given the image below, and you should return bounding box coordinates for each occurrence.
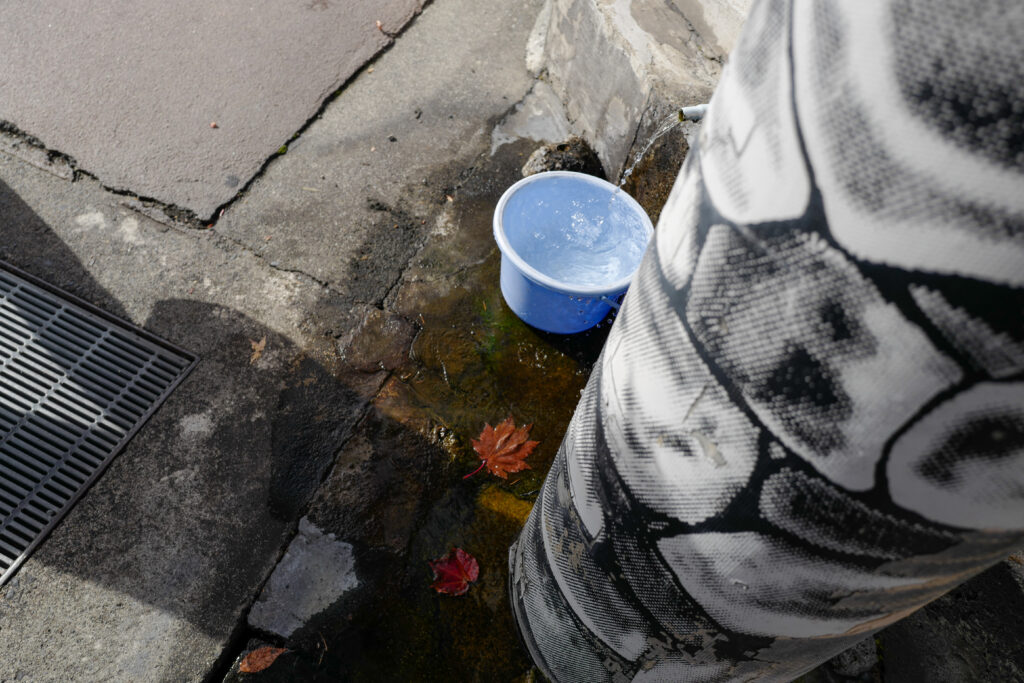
[508,1,1024,680]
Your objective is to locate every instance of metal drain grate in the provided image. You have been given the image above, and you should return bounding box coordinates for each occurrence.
[0,262,196,586]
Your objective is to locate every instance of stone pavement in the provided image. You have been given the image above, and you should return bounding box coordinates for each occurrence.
[0,0,426,219]
[0,0,551,678]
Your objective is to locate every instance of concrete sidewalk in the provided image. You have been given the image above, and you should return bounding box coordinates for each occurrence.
[0,0,427,220]
[0,0,549,678]
[1,0,1021,680]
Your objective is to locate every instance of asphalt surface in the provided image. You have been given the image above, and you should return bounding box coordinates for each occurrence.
[0,0,426,219]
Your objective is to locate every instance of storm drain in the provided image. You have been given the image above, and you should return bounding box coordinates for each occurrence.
[0,262,196,587]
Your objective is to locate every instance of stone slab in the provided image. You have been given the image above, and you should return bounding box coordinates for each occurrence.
[215,0,542,293]
[248,518,359,639]
[537,0,750,177]
[0,0,424,219]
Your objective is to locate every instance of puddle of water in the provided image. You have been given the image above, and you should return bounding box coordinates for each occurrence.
[390,188,609,497]
[236,136,688,680]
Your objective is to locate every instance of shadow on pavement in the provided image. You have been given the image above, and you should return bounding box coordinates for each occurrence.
[0,167,547,680]
[0,178,392,676]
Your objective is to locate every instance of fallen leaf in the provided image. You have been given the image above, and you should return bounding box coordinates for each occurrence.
[465,416,537,479]
[239,646,287,673]
[250,336,267,364]
[429,547,479,596]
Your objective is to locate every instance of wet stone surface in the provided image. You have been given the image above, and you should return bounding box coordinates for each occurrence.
[874,556,1024,683]
[618,109,691,227]
[336,306,418,374]
[226,131,687,680]
[520,135,605,179]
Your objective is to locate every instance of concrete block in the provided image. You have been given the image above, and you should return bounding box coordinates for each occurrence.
[248,518,359,639]
[539,0,750,177]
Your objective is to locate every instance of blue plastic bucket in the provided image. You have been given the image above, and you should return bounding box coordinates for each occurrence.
[493,171,653,334]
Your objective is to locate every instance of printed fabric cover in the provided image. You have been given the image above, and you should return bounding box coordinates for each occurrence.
[508,0,1024,680]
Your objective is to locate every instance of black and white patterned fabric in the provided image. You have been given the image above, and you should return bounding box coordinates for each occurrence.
[509,1,1024,680]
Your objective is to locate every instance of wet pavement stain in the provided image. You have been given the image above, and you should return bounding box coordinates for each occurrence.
[226,136,688,681]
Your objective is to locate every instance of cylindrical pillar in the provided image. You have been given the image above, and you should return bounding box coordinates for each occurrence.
[509,0,1024,680]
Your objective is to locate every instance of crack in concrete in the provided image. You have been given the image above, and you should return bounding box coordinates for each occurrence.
[201,1,438,229]
[660,0,724,66]
[209,229,340,295]
[1,119,209,229]
[619,91,656,182]
[377,265,412,309]
[207,397,379,681]
[0,120,78,178]
[0,3,436,231]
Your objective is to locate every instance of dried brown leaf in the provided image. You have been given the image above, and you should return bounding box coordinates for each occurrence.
[250,336,267,365]
[239,646,287,673]
[467,416,537,479]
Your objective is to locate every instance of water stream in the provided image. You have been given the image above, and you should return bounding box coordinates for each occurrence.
[618,111,684,187]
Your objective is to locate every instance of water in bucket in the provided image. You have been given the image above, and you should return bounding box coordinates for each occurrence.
[501,175,648,288]
[494,171,653,334]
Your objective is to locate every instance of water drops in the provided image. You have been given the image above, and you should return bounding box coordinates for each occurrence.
[618,112,683,187]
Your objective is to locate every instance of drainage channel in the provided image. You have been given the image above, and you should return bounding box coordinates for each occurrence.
[0,261,196,586]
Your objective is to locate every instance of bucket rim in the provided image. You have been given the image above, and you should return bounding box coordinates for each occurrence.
[493,170,653,297]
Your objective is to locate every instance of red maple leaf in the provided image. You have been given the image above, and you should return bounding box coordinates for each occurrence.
[239,646,287,673]
[464,416,538,479]
[429,547,480,596]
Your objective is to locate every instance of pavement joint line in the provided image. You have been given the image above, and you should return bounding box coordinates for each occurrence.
[0,5,429,232]
[1,134,342,300]
[377,266,410,310]
[209,228,342,296]
[199,1,440,229]
[1,119,213,230]
[0,120,79,177]
[116,199,203,237]
[373,114,529,310]
[375,212,442,308]
[371,142,505,311]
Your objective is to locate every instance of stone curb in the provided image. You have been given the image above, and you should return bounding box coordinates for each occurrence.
[536,0,750,178]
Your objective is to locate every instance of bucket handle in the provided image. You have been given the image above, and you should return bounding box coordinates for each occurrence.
[600,295,622,310]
